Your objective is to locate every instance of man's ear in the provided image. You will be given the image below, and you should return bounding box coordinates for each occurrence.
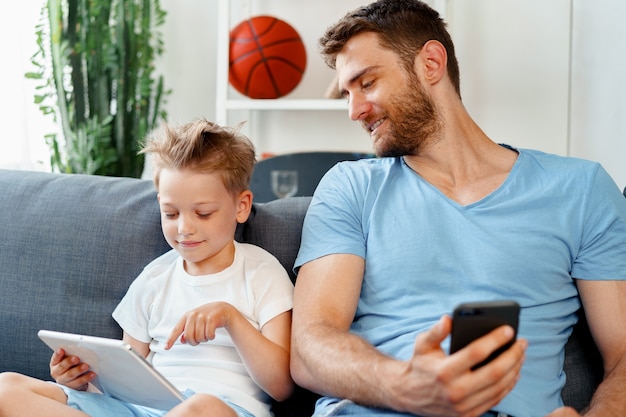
[414,40,447,85]
[236,190,253,223]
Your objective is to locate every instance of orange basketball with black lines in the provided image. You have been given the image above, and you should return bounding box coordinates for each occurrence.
[229,16,307,99]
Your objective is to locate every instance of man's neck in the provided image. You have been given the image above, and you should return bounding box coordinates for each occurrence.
[403,120,518,205]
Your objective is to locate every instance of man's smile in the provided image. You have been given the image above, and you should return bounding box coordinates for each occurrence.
[366,117,386,134]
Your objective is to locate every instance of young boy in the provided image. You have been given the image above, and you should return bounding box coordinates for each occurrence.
[0,119,294,417]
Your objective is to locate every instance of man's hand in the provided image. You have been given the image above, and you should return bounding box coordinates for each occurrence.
[49,348,96,391]
[387,316,527,417]
[545,406,581,416]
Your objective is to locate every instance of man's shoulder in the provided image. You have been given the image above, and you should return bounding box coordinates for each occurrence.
[520,147,599,169]
[517,148,601,182]
[512,148,618,206]
[331,156,396,172]
[321,156,400,188]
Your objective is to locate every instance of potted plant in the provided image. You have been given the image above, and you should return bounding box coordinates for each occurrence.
[26,0,168,178]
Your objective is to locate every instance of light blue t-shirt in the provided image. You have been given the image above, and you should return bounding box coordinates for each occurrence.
[294,148,626,417]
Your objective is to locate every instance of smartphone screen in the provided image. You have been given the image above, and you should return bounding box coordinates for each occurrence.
[449,300,520,370]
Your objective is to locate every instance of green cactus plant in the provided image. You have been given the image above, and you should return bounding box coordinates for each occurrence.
[26,0,168,177]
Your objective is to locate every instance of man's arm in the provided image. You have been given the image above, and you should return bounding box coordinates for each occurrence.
[290,253,375,395]
[576,279,626,417]
[290,253,526,417]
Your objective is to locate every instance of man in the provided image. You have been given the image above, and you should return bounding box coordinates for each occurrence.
[290,1,626,416]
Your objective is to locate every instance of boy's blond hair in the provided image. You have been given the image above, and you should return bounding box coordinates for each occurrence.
[142,119,256,195]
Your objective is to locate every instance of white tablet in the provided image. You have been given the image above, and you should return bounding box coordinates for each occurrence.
[38,330,185,410]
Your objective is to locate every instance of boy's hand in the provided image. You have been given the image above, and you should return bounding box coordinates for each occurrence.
[49,348,96,391]
[165,301,236,350]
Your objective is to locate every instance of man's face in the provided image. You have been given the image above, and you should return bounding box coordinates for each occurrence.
[336,32,442,157]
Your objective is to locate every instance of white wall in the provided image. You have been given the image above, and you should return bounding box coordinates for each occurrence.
[4,1,626,188]
[157,0,217,125]
[570,0,626,189]
[450,0,571,156]
[0,2,54,171]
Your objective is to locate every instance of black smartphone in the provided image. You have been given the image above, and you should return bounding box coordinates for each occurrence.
[449,300,520,370]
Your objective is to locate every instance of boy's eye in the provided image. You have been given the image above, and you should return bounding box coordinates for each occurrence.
[163,212,177,219]
[197,213,211,219]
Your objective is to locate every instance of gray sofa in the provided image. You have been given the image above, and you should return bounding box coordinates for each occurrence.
[0,169,603,415]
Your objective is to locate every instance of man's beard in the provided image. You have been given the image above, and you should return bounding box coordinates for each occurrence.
[374,73,442,157]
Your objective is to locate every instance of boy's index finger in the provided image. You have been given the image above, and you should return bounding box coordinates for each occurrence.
[165,319,186,350]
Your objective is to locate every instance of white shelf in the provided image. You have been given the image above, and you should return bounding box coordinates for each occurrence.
[224,99,347,111]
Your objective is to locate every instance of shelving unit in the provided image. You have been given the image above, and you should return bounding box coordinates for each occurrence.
[215,0,349,126]
[223,98,347,112]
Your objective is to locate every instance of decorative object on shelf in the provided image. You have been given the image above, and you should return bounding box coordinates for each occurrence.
[250,151,376,203]
[26,0,169,178]
[324,73,342,99]
[270,170,299,199]
[229,15,306,99]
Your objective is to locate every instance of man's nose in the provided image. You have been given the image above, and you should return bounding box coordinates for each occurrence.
[348,92,370,121]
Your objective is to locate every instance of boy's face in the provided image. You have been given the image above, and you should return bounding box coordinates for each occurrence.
[157,168,252,276]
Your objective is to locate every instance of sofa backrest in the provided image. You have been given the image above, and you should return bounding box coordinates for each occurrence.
[0,170,171,380]
[237,196,312,282]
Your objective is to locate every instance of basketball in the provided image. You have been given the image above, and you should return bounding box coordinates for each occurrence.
[229,16,307,99]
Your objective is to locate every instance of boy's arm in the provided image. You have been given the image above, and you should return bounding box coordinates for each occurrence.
[165,302,294,401]
[231,310,294,401]
[122,332,151,358]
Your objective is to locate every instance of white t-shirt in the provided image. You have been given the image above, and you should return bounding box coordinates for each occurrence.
[113,241,294,417]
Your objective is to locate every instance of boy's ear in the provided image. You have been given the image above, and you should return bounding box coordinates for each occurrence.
[236,190,253,223]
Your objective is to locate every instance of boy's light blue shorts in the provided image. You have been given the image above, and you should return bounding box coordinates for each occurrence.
[59,385,254,417]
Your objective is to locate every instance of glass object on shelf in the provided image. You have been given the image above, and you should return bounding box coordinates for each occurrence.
[271,170,299,199]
